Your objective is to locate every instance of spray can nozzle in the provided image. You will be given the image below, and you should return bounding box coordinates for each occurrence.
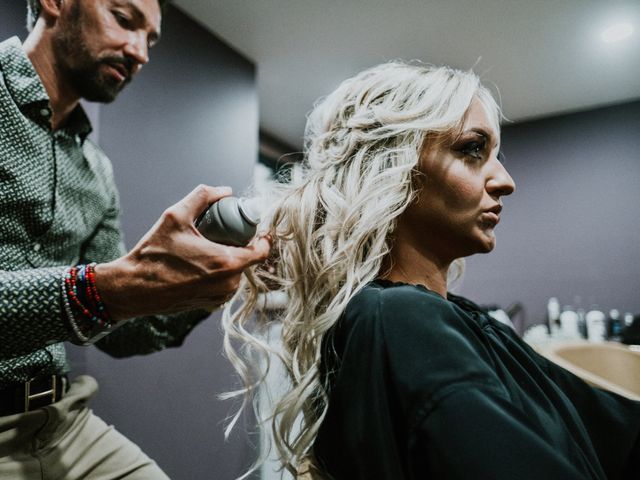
[195,196,262,247]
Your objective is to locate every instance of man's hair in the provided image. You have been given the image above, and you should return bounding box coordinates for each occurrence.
[26,0,170,31]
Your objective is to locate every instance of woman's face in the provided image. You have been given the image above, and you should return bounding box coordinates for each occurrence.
[399,97,516,261]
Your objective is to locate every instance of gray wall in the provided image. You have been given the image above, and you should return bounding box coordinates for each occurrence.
[2,4,258,479]
[460,101,640,332]
[0,0,27,37]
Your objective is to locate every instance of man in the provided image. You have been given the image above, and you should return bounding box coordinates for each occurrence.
[0,0,270,478]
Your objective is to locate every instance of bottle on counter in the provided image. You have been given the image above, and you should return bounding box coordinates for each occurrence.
[624,312,635,328]
[547,297,561,337]
[560,306,581,340]
[585,308,606,342]
[606,309,622,341]
[621,313,640,345]
[577,308,588,339]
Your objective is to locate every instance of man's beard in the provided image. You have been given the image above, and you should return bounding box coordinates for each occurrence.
[52,5,132,103]
[59,50,132,103]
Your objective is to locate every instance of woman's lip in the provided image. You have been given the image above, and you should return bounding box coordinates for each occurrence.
[481,212,500,225]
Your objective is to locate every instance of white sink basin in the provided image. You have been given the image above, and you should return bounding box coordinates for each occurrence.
[536,341,640,401]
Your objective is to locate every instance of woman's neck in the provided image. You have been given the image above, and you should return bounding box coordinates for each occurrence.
[381,240,451,298]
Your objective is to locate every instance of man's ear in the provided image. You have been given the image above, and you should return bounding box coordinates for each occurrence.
[38,0,65,21]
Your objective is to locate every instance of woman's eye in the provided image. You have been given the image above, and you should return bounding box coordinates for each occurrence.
[459,141,486,159]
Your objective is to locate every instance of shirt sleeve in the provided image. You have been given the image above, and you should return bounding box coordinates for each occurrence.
[0,266,70,357]
[94,309,211,357]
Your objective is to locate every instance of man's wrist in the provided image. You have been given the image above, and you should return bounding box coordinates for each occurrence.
[94,258,135,322]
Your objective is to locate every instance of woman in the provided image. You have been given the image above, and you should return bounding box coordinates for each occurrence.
[222,62,640,479]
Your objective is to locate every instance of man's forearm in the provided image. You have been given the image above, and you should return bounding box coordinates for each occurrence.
[93,257,138,322]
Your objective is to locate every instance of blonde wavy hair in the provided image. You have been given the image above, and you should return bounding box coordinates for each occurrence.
[222,61,501,479]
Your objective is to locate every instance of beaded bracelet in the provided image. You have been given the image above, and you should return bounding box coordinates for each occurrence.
[86,263,109,323]
[61,263,113,341]
[61,267,91,343]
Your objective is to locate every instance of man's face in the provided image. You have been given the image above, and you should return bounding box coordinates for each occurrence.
[52,0,162,103]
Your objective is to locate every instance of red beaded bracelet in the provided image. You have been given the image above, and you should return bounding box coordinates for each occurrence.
[62,263,112,331]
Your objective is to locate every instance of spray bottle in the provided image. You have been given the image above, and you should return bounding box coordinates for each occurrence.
[195,196,262,247]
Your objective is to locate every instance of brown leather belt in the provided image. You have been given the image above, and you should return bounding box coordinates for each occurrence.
[0,375,68,416]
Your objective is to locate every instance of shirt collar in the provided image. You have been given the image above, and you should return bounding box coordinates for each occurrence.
[65,106,93,141]
[0,36,93,142]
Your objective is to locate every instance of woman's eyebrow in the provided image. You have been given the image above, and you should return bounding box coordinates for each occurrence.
[466,127,490,138]
[465,127,500,148]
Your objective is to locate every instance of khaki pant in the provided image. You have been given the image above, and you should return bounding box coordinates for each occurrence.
[0,375,170,479]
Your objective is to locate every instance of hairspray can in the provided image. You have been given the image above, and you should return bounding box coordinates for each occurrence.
[195,196,261,247]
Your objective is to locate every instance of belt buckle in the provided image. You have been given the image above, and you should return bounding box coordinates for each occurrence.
[24,375,58,412]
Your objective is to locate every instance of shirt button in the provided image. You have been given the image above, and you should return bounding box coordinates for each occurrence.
[40,108,51,118]
[33,242,41,252]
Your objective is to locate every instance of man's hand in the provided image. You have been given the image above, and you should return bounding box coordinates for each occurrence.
[95,185,271,321]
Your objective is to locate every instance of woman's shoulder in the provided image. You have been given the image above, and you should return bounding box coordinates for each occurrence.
[336,280,502,413]
[342,279,470,340]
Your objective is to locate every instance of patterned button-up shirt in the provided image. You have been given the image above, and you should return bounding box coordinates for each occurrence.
[0,37,208,387]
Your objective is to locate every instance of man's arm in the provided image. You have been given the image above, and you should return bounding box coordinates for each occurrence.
[1,185,268,358]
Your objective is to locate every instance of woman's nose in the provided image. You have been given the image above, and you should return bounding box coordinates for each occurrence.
[486,157,516,197]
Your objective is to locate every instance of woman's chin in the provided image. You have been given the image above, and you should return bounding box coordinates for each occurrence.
[476,229,497,253]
